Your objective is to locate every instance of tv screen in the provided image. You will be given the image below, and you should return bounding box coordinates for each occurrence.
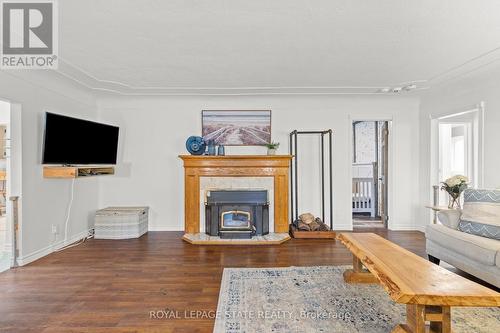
[42,112,119,165]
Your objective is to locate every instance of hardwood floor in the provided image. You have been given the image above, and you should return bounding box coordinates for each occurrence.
[0,230,492,333]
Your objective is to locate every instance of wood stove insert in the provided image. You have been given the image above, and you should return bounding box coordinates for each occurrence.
[205,190,269,239]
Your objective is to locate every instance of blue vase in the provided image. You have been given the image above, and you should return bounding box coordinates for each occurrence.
[217,145,225,156]
[207,140,216,155]
[185,136,206,155]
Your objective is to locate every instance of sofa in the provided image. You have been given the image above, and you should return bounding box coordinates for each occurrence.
[426,189,500,288]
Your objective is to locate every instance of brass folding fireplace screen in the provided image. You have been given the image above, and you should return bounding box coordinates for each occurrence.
[205,190,269,239]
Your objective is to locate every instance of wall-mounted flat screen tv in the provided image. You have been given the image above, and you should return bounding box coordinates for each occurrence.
[42,112,119,165]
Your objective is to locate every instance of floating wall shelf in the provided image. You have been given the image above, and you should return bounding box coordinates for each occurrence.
[43,166,115,179]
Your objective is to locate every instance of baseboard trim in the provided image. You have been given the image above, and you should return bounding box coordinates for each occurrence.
[332,224,354,231]
[388,224,420,231]
[148,226,184,232]
[17,229,91,266]
[150,225,353,232]
[416,225,426,233]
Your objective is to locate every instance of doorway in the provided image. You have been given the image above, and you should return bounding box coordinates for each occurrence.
[352,121,390,229]
[0,100,11,272]
[433,107,484,207]
[439,123,470,180]
[0,99,21,272]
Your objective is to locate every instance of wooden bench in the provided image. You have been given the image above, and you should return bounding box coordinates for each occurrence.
[337,232,500,333]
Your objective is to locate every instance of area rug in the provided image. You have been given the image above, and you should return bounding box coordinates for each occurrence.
[214,266,499,333]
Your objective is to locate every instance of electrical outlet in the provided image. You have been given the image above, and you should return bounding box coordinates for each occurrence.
[51,224,58,234]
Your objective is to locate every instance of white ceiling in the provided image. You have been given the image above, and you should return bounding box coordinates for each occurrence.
[58,0,500,95]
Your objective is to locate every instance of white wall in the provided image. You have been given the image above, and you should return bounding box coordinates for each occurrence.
[0,71,99,264]
[97,95,420,231]
[418,65,500,231]
[0,67,423,265]
[2,57,497,263]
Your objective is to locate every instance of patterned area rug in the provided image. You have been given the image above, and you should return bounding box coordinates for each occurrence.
[214,266,499,333]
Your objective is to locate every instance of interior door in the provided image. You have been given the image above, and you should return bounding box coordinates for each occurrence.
[379,122,389,228]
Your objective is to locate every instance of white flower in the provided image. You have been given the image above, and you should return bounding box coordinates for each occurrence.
[444,175,468,187]
[445,177,459,187]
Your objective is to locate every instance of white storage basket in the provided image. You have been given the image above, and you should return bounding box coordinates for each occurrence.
[95,206,149,239]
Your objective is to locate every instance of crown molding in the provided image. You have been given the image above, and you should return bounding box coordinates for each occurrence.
[54,59,425,96]
[51,46,500,96]
[426,46,500,86]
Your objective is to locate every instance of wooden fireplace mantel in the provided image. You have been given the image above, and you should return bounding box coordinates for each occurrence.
[179,155,293,234]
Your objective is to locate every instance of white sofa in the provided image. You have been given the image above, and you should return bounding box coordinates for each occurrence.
[425,189,500,288]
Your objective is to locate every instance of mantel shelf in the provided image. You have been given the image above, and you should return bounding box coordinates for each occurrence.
[179,155,293,169]
[43,166,115,179]
[179,155,293,159]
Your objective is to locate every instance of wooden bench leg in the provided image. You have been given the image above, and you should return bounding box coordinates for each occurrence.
[343,255,378,284]
[392,304,452,333]
[427,305,451,333]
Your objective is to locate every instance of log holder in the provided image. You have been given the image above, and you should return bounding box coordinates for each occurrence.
[289,130,333,230]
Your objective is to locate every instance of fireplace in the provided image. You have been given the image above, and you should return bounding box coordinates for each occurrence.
[205,190,269,239]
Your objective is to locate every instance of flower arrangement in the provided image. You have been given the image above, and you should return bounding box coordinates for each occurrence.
[441,175,468,209]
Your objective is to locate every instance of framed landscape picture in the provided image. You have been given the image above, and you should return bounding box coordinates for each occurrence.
[202,110,271,146]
